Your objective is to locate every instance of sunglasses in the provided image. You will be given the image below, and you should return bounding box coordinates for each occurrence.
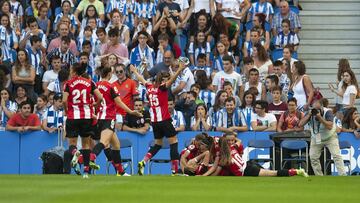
[116,70,124,74]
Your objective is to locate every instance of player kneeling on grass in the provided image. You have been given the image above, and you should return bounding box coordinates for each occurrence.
[90,67,143,176]
[131,58,186,175]
[180,133,213,176]
[216,136,308,177]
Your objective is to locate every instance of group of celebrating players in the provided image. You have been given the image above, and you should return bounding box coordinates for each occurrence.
[63,59,308,178]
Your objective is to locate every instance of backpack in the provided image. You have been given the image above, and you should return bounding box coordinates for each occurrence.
[41,150,64,174]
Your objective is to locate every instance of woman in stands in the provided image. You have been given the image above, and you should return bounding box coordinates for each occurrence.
[63,63,103,178]
[240,90,256,130]
[216,136,308,177]
[180,133,212,176]
[252,43,273,83]
[246,13,270,50]
[191,103,212,132]
[208,90,228,128]
[0,88,17,128]
[91,67,142,176]
[131,60,186,176]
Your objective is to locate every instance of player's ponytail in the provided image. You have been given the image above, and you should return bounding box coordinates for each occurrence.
[99,66,112,78]
[71,62,87,76]
[218,137,231,166]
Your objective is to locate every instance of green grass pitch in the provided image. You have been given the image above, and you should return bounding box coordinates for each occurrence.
[0,175,359,203]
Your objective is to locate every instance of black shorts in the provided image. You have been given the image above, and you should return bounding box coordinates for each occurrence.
[243,161,263,177]
[152,119,177,139]
[66,119,95,138]
[97,119,115,133]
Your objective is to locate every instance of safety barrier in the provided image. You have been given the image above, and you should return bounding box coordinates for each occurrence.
[0,131,358,175]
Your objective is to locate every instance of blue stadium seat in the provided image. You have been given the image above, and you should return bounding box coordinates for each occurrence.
[55,7,62,16]
[271,48,283,61]
[280,140,308,171]
[248,139,275,169]
[324,140,352,175]
[148,139,171,174]
[184,138,194,148]
[106,138,134,175]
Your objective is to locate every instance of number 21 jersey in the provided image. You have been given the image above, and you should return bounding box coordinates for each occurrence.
[145,83,170,122]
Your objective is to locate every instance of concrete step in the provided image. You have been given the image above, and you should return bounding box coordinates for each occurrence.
[299,30,360,39]
[301,2,360,11]
[301,0,360,3]
[300,39,360,46]
[300,11,360,24]
[302,59,360,68]
[301,24,359,30]
[298,53,360,60]
[306,67,360,74]
[298,45,360,54]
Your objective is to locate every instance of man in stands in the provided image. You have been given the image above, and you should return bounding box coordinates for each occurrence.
[6,100,41,132]
[272,1,301,36]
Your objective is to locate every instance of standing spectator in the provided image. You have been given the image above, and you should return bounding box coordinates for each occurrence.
[290,60,314,111]
[0,88,17,128]
[277,98,304,132]
[212,55,242,94]
[299,99,346,176]
[272,0,301,36]
[252,43,273,83]
[106,0,127,19]
[122,99,150,135]
[101,28,129,63]
[106,9,130,46]
[216,97,247,133]
[240,68,266,101]
[240,90,256,130]
[36,4,50,36]
[47,23,78,56]
[329,69,359,111]
[26,35,44,95]
[247,0,274,23]
[54,0,79,34]
[112,63,139,117]
[175,91,197,130]
[216,0,250,26]
[47,69,69,94]
[191,103,212,132]
[251,100,277,131]
[6,100,41,132]
[211,13,240,53]
[0,13,18,68]
[47,36,77,70]
[168,96,185,132]
[275,19,300,51]
[42,55,61,95]
[9,0,24,29]
[42,93,64,133]
[152,13,176,51]
[242,28,263,58]
[189,0,216,29]
[268,86,288,122]
[279,44,297,67]
[188,10,211,43]
[11,49,36,101]
[130,31,155,72]
[74,0,105,22]
[34,94,47,121]
[80,5,104,30]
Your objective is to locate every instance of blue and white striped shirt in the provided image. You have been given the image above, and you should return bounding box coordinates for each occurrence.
[26,47,43,75]
[249,1,274,22]
[54,13,78,31]
[123,1,135,30]
[0,101,17,127]
[134,1,156,19]
[0,25,11,61]
[171,110,186,129]
[106,0,127,14]
[275,31,300,48]
[43,105,64,128]
[217,108,246,128]
[188,42,211,66]
[198,90,216,110]
[130,45,155,70]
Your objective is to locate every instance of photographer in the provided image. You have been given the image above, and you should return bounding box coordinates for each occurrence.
[299,99,346,176]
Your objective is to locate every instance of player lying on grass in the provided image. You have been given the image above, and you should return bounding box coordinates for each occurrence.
[214,136,309,177]
[180,133,212,176]
[130,59,187,175]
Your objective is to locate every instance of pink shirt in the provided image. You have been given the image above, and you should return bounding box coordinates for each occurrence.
[48,38,79,56]
[101,43,129,59]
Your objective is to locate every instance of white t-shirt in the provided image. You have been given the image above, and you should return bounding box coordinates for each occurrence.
[42,70,59,83]
[212,70,243,95]
[173,0,190,10]
[193,0,212,13]
[342,85,357,105]
[216,0,244,19]
[171,67,195,95]
[254,59,272,83]
[251,113,277,127]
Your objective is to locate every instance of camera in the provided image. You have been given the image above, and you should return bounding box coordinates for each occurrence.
[311,108,319,116]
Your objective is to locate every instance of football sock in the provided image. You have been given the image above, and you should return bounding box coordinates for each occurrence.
[112,150,124,174]
[144,144,162,163]
[92,143,105,156]
[81,149,91,173]
[104,148,112,162]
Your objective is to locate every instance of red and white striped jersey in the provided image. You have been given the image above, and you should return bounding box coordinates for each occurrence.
[145,83,170,122]
[64,76,96,120]
[228,145,247,176]
[96,80,119,120]
[180,144,199,161]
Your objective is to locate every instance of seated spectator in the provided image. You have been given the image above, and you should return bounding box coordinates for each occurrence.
[241,56,254,84]
[132,18,153,43]
[216,97,247,133]
[171,59,195,96]
[12,50,36,101]
[168,96,185,132]
[80,5,104,30]
[47,69,70,94]
[79,51,97,82]
[47,92,55,107]
[275,19,300,51]
[78,17,98,40]
[265,75,287,103]
[105,9,130,46]
[155,33,174,64]
[130,31,155,72]
[188,31,211,66]
[192,53,212,79]
[47,22,78,55]
[240,68,266,101]
[243,28,264,58]
[190,84,205,105]
[46,36,77,70]
[74,0,105,22]
[251,100,277,131]
[208,90,228,127]
[279,45,297,67]
[94,28,107,56]
[0,88,17,128]
[19,16,47,52]
[268,86,288,121]
[247,0,274,23]
[175,91,197,130]
[277,98,304,132]
[213,41,235,72]
[122,99,150,135]
[6,100,41,132]
[42,93,64,133]
[14,85,31,106]
[53,0,79,34]
[42,55,61,95]
[252,43,273,83]
[246,13,270,50]
[100,28,129,64]
[240,90,256,130]
[341,107,359,133]
[212,55,242,94]
[272,0,301,36]
[191,103,212,132]
[34,94,47,121]
[195,71,215,109]
[77,26,97,53]
[223,81,241,107]
[36,4,50,36]
[148,50,173,79]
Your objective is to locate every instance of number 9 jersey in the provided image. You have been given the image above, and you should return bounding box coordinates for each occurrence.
[145,83,171,122]
[64,76,96,120]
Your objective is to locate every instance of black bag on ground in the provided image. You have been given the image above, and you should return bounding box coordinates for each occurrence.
[41,146,65,174]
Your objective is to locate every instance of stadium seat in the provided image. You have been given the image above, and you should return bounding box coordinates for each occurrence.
[55,7,62,16]
[271,48,283,61]
[324,140,352,175]
[247,139,275,169]
[280,140,308,172]
[106,139,134,175]
[148,139,171,174]
[184,138,194,148]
